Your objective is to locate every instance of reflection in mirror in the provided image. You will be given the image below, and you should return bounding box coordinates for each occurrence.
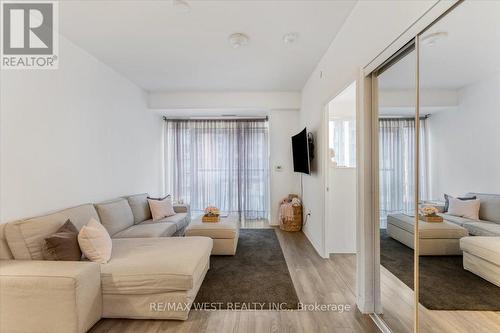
[417,1,500,331]
[377,48,419,332]
[328,82,356,168]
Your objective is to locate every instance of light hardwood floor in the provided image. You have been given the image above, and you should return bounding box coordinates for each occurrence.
[239,218,271,229]
[380,266,500,333]
[89,228,379,333]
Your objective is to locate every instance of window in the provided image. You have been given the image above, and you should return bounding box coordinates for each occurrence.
[329,119,356,168]
[327,81,357,168]
[164,119,269,219]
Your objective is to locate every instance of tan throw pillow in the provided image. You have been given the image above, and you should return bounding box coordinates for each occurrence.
[78,218,112,264]
[42,219,82,261]
[447,197,481,220]
[148,196,176,221]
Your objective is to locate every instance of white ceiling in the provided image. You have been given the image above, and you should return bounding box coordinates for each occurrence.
[59,0,356,92]
[379,1,500,91]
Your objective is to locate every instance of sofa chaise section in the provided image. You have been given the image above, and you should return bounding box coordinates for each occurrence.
[0,260,102,333]
[101,237,212,320]
[460,236,500,287]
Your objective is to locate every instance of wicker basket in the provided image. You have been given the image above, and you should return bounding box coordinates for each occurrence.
[202,215,220,223]
[279,201,303,232]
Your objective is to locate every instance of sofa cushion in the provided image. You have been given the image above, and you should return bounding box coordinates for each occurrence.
[148,196,176,221]
[460,236,500,266]
[443,193,476,212]
[440,213,473,226]
[78,218,113,264]
[466,193,500,224]
[447,197,480,220]
[463,222,500,236]
[42,220,82,261]
[100,237,213,294]
[112,222,177,238]
[141,213,190,232]
[95,198,134,236]
[4,204,99,260]
[126,193,151,224]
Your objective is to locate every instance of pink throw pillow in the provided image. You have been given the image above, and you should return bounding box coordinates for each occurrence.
[148,196,176,221]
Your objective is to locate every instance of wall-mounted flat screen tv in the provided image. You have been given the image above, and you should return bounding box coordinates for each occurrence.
[291,127,311,174]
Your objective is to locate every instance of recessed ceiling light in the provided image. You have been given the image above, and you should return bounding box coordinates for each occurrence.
[421,31,448,47]
[172,0,191,13]
[228,33,250,49]
[283,32,299,44]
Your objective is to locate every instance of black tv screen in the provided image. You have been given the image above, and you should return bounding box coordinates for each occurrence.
[291,128,310,174]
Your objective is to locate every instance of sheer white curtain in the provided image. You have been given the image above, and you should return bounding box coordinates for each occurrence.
[164,119,269,219]
[379,118,428,227]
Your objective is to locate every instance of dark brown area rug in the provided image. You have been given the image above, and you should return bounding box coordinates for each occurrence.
[380,229,500,310]
[192,229,299,310]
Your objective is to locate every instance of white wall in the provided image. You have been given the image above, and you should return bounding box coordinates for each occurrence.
[299,0,437,255]
[0,36,163,223]
[428,72,500,199]
[326,82,357,254]
[327,167,356,253]
[149,91,301,111]
[269,110,301,225]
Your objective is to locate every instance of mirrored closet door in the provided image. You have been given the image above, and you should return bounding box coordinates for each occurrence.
[375,44,419,332]
[372,1,500,332]
[417,1,500,331]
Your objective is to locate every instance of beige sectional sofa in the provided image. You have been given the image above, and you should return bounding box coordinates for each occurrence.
[387,193,500,286]
[0,193,213,333]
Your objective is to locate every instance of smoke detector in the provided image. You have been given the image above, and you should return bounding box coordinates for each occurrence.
[421,31,448,47]
[283,32,299,44]
[228,33,250,49]
[172,0,191,13]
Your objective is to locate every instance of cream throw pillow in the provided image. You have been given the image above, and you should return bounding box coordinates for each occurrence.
[447,197,481,220]
[148,196,176,221]
[78,218,112,263]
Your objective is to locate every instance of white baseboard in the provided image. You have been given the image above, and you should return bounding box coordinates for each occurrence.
[302,228,328,259]
[328,249,357,255]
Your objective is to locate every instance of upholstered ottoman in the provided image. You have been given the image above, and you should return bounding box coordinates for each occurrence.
[185,216,239,255]
[460,236,500,287]
[387,213,469,255]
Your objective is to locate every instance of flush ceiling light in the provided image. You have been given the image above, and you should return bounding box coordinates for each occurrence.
[283,32,299,44]
[228,33,250,49]
[172,0,191,13]
[421,31,448,47]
